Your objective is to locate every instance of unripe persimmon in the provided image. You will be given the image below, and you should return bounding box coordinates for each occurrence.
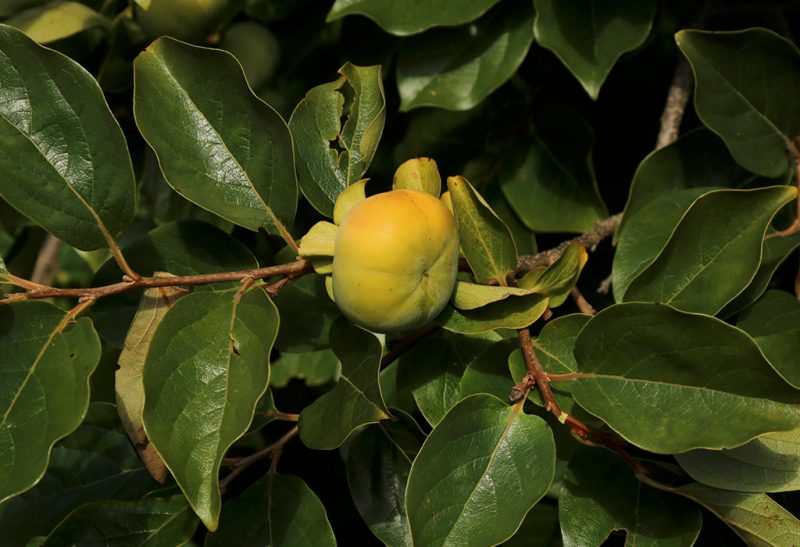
[332,189,459,333]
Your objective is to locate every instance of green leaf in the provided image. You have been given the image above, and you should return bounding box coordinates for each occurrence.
[676,425,800,493]
[6,2,109,44]
[721,232,800,316]
[0,0,49,18]
[298,318,390,450]
[270,348,340,388]
[91,220,258,347]
[624,186,797,314]
[116,282,186,484]
[327,0,501,36]
[737,290,800,388]
[344,421,422,547]
[560,446,701,546]
[289,63,386,217]
[447,175,517,284]
[452,281,531,310]
[502,501,561,547]
[393,157,442,197]
[674,484,800,545]
[273,273,340,353]
[460,338,518,402]
[437,292,549,334]
[0,403,160,544]
[0,301,101,503]
[613,187,710,301]
[133,37,297,238]
[142,287,280,531]
[43,495,198,546]
[206,473,336,547]
[572,303,800,454]
[519,243,588,307]
[397,0,533,111]
[406,395,555,546]
[533,0,656,99]
[0,24,135,250]
[501,103,607,233]
[406,336,465,427]
[677,28,800,177]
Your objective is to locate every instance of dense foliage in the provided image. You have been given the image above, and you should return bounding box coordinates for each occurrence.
[1,0,800,545]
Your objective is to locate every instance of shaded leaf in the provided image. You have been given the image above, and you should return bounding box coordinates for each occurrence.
[447,175,516,284]
[624,186,797,314]
[327,0,501,36]
[143,288,279,530]
[572,303,800,454]
[406,395,555,546]
[270,348,340,388]
[502,501,561,547]
[289,63,385,217]
[298,318,390,450]
[397,0,533,111]
[677,28,800,177]
[501,103,607,232]
[0,301,101,502]
[533,0,656,99]
[437,292,548,334]
[459,338,518,401]
[519,243,587,307]
[273,271,340,353]
[43,495,197,546]
[7,2,109,44]
[406,336,465,427]
[560,446,701,546]
[0,24,135,250]
[206,473,336,547]
[134,37,297,238]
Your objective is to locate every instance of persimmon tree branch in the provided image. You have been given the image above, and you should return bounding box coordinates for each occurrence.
[655,59,693,150]
[219,425,299,493]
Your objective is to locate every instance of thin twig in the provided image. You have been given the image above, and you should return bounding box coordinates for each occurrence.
[1,259,313,304]
[30,235,62,286]
[219,425,299,493]
[380,322,440,370]
[596,273,613,295]
[655,59,693,150]
[570,286,596,315]
[256,410,300,422]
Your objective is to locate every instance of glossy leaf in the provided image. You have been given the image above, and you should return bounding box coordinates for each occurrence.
[91,221,258,347]
[447,175,516,285]
[406,395,555,546]
[437,292,548,334]
[6,2,109,44]
[0,403,160,544]
[289,63,386,217]
[299,318,391,450]
[572,303,800,454]
[560,446,701,546]
[677,425,800,493]
[116,282,185,483]
[677,28,800,177]
[533,0,656,99]
[397,0,533,111]
[501,104,607,233]
[142,287,280,530]
[0,301,101,503]
[452,281,531,310]
[134,37,297,238]
[206,473,336,546]
[624,186,797,314]
[270,348,340,388]
[675,484,800,545]
[327,0,501,36]
[737,290,800,388]
[0,24,135,250]
[43,495,197,546]
[519,243,587,307]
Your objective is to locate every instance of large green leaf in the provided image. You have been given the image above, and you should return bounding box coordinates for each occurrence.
[502,501,561,547]
[142,287,280,531]
[91,220,258,347]
[533,0,656,99]
[205,473,336,546]
[43,495,198,546]
[737,290,800,388]
[0,24,135,250]
[406,395,555,546]
[289,63,385,217]
[270,348,340,388]
[447,175,516,285]
[134,37,297,238]
[327,0,501,36]
[437,292,549,334]
[501,103,607,233]
[560,447,701,546]
[572,303,800,454]
[677,28,800,177]
[674,484,800,545]
[0,403,160,544]
[298,318,390,450]
[396,0,533,111]
[273,273,340,353]
[6,2,109,44]
[459,339,518,410]
[676,425,800,493]
[624,186,797,314]
[0,300,101,503]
